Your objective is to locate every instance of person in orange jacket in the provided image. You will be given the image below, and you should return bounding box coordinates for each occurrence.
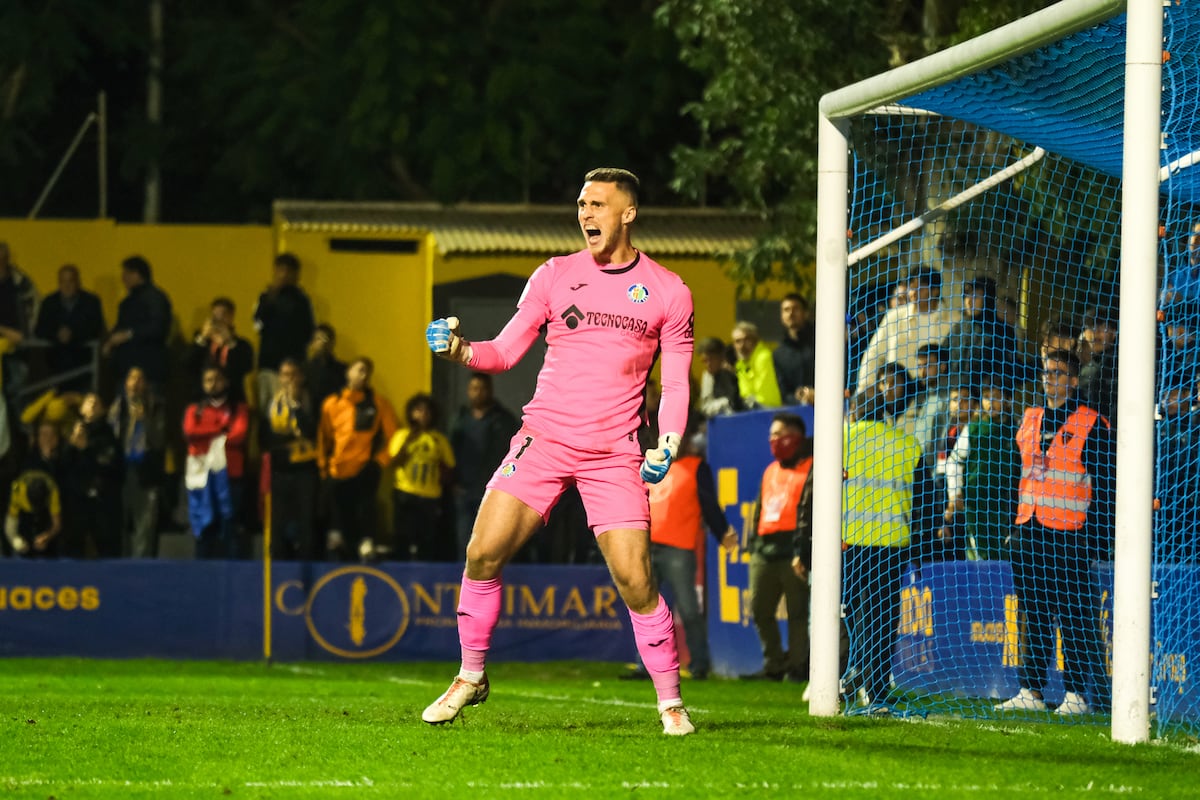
[317,356,399,561]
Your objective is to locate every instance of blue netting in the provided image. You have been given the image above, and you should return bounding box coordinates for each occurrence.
[840,3,1200,738]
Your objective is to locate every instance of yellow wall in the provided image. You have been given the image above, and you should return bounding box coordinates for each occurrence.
[1,219,750,407]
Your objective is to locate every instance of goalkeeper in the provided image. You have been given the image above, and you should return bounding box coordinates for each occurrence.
[422,167,696,736]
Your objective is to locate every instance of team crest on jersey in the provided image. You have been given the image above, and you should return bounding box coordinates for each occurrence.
[626,283,649,304]
[499,462,517,477]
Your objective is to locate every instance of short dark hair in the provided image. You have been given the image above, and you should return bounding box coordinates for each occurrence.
[122,255,152,283]
[469,372,492,385]
[274,252,301,273]
[906,267,942,294]
[211,296,235,315]
[771,412,807,438]
[698,336,727,358]
[1043,348,1081,376]
[351,356,374,376]
[584,167,640,206]
[58,263,80,280]
[782,292,809,308]
[316,322,336,342]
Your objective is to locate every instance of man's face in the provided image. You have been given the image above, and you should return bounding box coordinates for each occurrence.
[907,280,935,312]
[203,370,228,398]
[701,351,724,375]
[121,268,139,291]
[58,268,80,297]
[272,264,296,289]
[125,368,145,398]
[347,361,369,391]
[889,284,909,309]
[211,303,233,328]
[780,299,807,331]
[916,355,942,383]
[963,289,985,318]
[279,362,301,390]
[1040,335,1076,362]
[730,329,756,361]
[467,377,492,409]
[1041,358,1078,406]
[38,423,59,454]
[577,180,635,263]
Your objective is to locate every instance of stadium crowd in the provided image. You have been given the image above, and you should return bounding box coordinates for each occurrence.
[0,242,1188,580]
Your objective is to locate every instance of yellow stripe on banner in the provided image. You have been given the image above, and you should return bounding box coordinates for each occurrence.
[263,491,272,662]
[717,467,739,509]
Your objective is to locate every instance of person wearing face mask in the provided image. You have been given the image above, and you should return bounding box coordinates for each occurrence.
[740,413,813,682]
[183,366,250,559]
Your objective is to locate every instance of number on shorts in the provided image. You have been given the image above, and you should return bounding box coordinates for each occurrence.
[514,435,533,460]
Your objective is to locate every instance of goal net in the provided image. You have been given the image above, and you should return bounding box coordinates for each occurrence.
[812,0,1199,740]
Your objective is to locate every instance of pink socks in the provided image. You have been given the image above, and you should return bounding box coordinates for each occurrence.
[457,575,502,675]
[629,596,682,707]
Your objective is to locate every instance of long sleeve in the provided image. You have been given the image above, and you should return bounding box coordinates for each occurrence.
[794,475,813,568]
[467,305,545,374]
[695,461,730,538]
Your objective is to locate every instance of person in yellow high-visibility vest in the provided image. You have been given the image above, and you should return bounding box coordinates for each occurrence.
[843,389,936,710]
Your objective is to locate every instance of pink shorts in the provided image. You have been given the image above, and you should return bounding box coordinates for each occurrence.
[485,427,649,534]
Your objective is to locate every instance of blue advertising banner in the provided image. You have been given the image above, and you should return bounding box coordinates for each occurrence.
[705,406,814,677]
[701,409,1200,716]
[0,561,636,663]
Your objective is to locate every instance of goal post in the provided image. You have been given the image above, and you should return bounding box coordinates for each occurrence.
[813,0,1168,743]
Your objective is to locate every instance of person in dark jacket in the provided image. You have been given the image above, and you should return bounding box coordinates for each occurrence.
[186,297,254,404]
[108,366,168,557]
[448,373,520,560]
[774,293,816,405]
[34,264,106,393]
[64,393,122,557]
[103,256,173,388]
[253,252,315,411]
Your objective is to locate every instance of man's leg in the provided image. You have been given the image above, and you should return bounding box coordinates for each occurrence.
[597,529,684,707]
[748,557,787,676]
[422,489,543,724]
[656,544,708,677]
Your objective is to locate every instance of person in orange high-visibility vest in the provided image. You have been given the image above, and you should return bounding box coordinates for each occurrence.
[995,349,1115,717]
[741,412,815,682]
[620,424,736,682]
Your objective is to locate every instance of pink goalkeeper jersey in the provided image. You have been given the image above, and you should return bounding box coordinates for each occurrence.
[468,249,694,452]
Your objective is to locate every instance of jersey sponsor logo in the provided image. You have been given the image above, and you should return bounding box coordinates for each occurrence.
[685,312,694,339]
[499,462,517,477]
[627,283,649,304]
[561,304,585,329]
[559,303,650,337]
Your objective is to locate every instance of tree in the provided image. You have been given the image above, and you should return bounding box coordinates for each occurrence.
[655,0,1059,291]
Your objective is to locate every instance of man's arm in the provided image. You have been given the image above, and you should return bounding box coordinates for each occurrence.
[696,461,737,547]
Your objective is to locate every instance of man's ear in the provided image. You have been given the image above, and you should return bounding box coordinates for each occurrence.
[623,205,637,225]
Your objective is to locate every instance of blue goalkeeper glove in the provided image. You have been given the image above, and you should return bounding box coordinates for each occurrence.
[425,316,471,363]
[640,433,681,484]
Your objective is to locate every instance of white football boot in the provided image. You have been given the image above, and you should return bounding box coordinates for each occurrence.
[659,705,695,736]
[422,674,490,725]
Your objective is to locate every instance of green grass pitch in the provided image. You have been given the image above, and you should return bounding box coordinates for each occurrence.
[1,658,1196,798]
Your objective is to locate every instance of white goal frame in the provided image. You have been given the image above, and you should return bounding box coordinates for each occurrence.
[810,0,1160,744]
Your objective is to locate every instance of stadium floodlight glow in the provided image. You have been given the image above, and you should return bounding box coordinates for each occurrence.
[814,0,1178,744]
